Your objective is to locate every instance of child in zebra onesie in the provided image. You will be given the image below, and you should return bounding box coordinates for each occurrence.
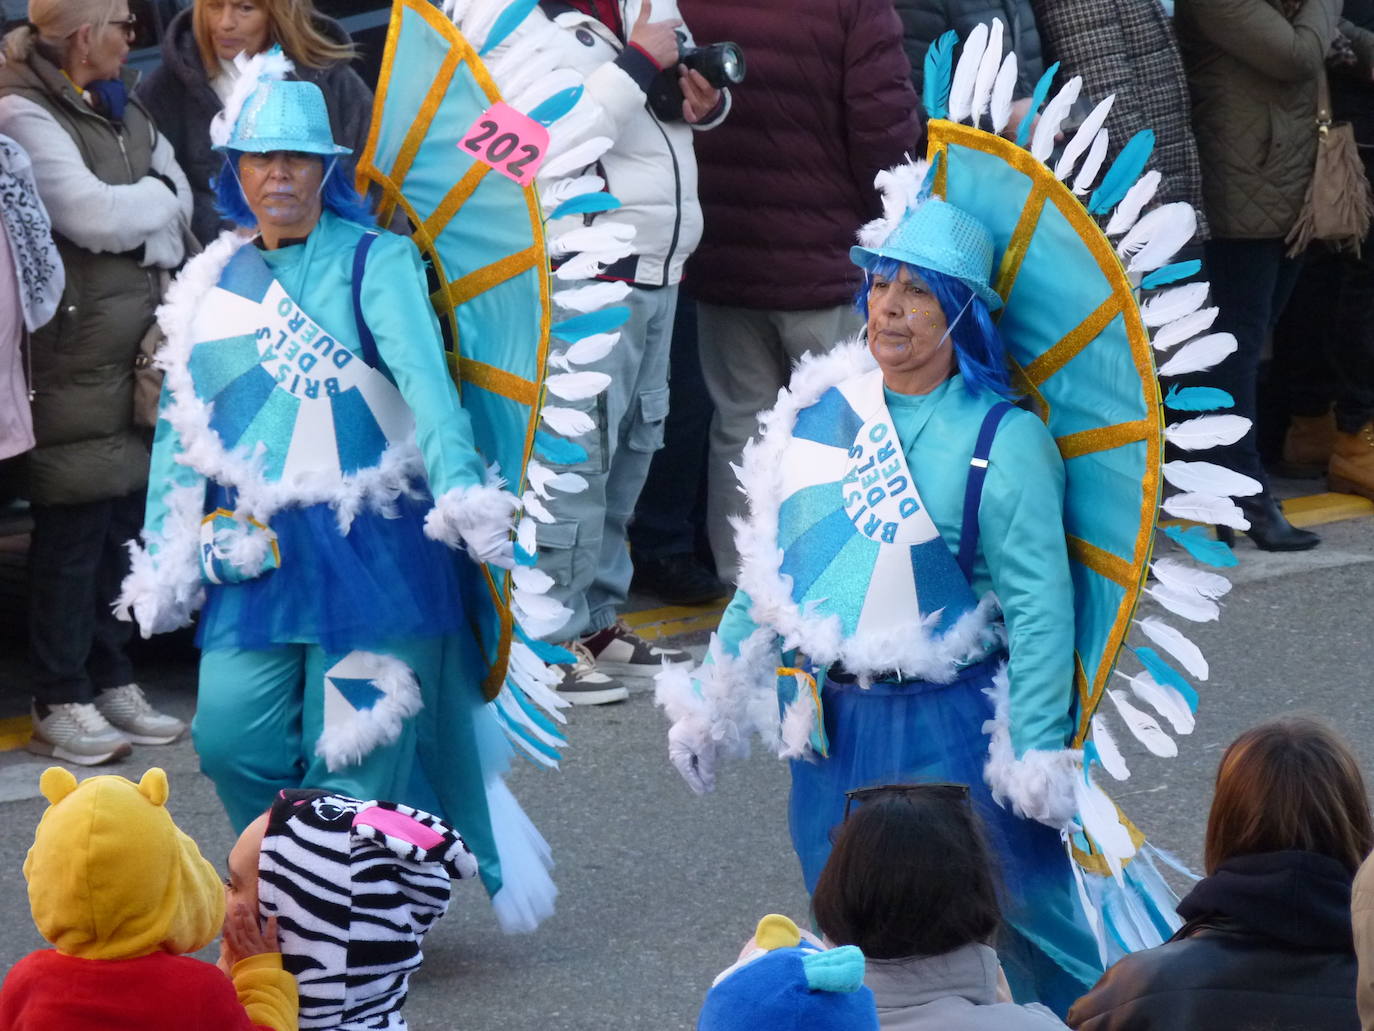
[223,788,477,1031]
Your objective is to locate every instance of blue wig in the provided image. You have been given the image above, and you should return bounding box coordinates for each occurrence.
[854,257,1015,399]
[213,151,375,229]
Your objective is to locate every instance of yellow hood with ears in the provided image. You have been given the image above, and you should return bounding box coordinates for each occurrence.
[23,767,225,960]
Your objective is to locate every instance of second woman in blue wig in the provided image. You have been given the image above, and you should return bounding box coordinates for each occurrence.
[657,163,1105,1014]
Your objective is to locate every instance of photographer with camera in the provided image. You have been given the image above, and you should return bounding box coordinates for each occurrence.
[529,0,730,703]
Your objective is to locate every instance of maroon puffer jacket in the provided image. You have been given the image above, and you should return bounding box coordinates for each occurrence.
[681,0,920,310]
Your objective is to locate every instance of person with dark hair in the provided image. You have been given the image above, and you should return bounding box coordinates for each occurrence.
[814,785,1068,1030]
[1068,716,1374,1030]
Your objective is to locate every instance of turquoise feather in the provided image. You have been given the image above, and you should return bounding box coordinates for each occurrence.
[553,306,630,341]
[550,193,621,220]
[923,31,958,120]
[1015,61,1059,147]
[1134,647,1200,712]
[535,429,588,465]
[1164,385,1235,412]
[513,543,538,567]
[1142,260,1201,289]
[478,0,538,55]
[1162,525,1239,568]
[528,85,583,126]
[517,624,575,665]
[1089,130,1155,214]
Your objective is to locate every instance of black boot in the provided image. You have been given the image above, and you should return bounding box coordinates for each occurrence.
[1231,493,1320,552]
[630,552,729,606]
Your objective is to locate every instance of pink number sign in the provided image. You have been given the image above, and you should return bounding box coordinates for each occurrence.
[458,102,549,187]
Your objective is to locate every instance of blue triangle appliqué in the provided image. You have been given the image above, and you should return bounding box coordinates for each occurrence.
[329,676,384,712]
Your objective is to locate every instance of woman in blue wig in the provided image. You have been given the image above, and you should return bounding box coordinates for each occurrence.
[657,165,1110,1013]
[115,53,559,933]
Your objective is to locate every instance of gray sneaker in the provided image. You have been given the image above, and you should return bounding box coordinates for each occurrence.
[27,702,132,766]
[555,642,629,706]
[95,684,186,745]
[580,620,692,678]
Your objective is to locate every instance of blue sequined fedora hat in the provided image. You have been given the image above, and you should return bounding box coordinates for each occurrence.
[850,197,1003,312]
[214,76,351,156]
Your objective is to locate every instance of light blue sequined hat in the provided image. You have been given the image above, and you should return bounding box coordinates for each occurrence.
[850,197,1003,312]
[212,58,351,156]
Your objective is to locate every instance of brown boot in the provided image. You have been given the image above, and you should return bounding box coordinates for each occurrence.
[1281,411,1337,478]
[1329,422,1374,500]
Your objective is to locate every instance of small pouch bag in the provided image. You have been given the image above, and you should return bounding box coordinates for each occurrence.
[199,508,281,585]
[1286,69,1374,257]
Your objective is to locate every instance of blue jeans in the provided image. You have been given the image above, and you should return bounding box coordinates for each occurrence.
[535,283,679,639]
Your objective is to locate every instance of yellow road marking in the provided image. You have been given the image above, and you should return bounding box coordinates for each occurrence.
[1281,491,1374,528]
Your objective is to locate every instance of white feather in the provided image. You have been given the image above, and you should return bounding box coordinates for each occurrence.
[1164,413,1249,451]
[1104,170,1162,236]
[1161,491,1249,529]
[527,461,588,497]
[1139,282,1208,328]
[554,250,624,282]
[508,69,583,119]
[1162,460,1262,498]
[1144,583,1220,623]
[1054,94,1115,181]
[1135,616,1210,680]
[521,491,554,523]
[540,405,595,437]
[210,49,294,149]
[553,281,630,312]
[1117,669,1196,735]
[512,564,555,594]
[1074,774,1137,862]
[1090,715,1130,780]
[549,223,636,259]
[874,162,929,225]
[1157,333,1239,377]
[562,332,618,366]
[990,52,1018,133]
[1031,76,1082,162]
[947,22,990,123]
[540,175,605,210]
[1153,556,1232,599]
[970,19,1003,124]
[1107,689,1177,757]
[1121,203,1198,273]
[538,136,614,180]
[545,371,611,401]
[1152,307,1219,352]
[516,515,537,556]
[1071,128,1110,195]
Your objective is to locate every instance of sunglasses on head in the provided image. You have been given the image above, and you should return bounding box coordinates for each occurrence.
[841,781,971,822]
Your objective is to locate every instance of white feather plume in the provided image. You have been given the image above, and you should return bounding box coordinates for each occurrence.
[540,405,595,437]
[210,49,294,149]
[1054,94,1115,181]
[1144,583,1220,623]
[1116,669,1196,734]
[1163,413,1249,450]
[1153,556,1233,599]
[1031,76,1082,162]
[549,222,636,259]
[1117,203,1198,273]
[545,371,611,401]
[1090,715,1130,780]
[1163,460,1262,497]
[521,490,553,523]
[948,22,990,123]
[538,136,614,179]
[561,332,618,366]
[1104,170,1161,236]
[990,52,1018,133]
[1152,307,1219,352]
[516,515,536,556]
[874,162,929,225]
[1160,491,1248,529]
[1139,282,1208,328]
[553,281,631,313]
[540,175,605,209]
[1157,333,1239,377]
[1074,775,1137,862]
[1135,616,1210,680]
[1106,689,1177,757]
[526,460,588,498]
[970,19,1003,124]
[1071,128,1110,195]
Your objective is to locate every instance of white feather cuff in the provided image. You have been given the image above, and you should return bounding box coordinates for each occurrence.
[982,664,1082,830]
[655,628,781,759]
[113,485,206,638]
[424,480,522,566]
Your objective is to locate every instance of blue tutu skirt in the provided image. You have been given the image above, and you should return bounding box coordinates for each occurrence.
[197,490,466,654]
[789,657,1103,1015]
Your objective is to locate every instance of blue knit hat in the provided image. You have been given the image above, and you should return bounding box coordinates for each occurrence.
[851,197,1003,312]
[698,915,878,1031]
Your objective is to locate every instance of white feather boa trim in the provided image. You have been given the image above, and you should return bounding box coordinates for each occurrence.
[423,476,522,563]
[155,229,430,533]
[732,335,999,680]
[655,628,782,758]
[114,484,206,637]
[982,663,1082,830]
[314,651,423,772]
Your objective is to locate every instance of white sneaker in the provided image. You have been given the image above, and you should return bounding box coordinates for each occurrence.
[94,684,186,745]
[554,642,629,706]
[27,702,132,766]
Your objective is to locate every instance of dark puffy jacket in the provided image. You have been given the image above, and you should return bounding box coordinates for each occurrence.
[681,0,918,310]
[892,0,1044,100]
[1068,850,1361,1031]
[136,8,374,244]
[1030,0,1209,240]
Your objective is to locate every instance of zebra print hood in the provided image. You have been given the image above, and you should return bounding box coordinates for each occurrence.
[258,790,479,1030]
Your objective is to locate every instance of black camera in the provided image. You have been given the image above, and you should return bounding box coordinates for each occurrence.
[647,39,746,122]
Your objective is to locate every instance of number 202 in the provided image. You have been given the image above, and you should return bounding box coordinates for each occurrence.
[464,119,540,177]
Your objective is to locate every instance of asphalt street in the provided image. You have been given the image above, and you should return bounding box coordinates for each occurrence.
[0,516,1370,1029]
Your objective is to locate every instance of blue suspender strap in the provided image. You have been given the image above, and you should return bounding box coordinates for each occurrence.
[956,400,1015,583]
[351,231,381,370]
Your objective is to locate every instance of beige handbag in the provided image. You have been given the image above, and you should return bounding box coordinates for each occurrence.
[1286,70,1374,257]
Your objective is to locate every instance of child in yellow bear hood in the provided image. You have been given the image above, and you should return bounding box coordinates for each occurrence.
[0,767,298,1030]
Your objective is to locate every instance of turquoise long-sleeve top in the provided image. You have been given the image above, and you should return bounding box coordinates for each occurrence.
[718,374,1075,758]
